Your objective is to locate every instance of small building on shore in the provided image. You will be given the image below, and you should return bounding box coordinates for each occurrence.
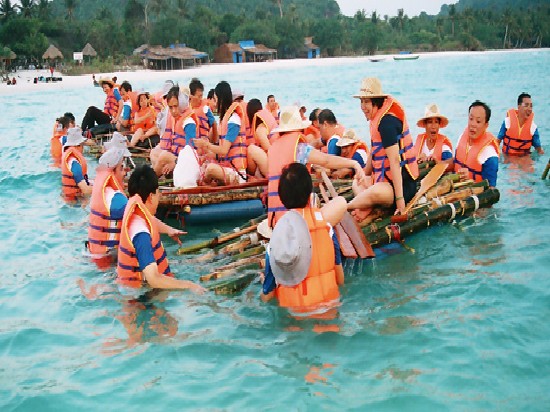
[133,44,209,70]
[214,40,277,63]
[300,37,320,59]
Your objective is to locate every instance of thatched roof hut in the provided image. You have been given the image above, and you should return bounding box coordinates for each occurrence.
[82,43,97,57]
[43,44,63,60]
[133,44,208,70]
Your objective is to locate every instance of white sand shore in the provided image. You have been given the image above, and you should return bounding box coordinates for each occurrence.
[1,48,547,96]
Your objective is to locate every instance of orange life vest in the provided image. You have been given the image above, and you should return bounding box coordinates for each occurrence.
[275,206,340,311]
[370,96,418,184]
[160,109,198,156]
[304,125,321,141]
[320,124,345,153]
[193,101,211,140]
[132,106,156,133]
[252,108,279,146]
[51,128,65,159]
[501,109,535,156]
[269,103,280,122]
[121,91,138,130]
[104,90,118,118]
[117,195,172,288]
[267,132,307,228]
[219,102,248,170]
[413,133,453,161]
[87,168,126,255]
[454,129,499,182]
[61,147,88,199]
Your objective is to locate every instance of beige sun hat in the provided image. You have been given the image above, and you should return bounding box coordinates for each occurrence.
[353,77,388,99]
[417,103,449,128]
[272,106,311,133]
[256,218,272,239]
[336,129,361,147]
[98,76,114,87]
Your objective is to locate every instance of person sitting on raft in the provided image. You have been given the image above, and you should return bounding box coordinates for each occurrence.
[304,108,322,148]
[261,163,346,317]
[81,77,121,132]
[497,92,544,156]
[189,78,217,143]
[331,129,369,179]
[346,77,419,220]
[116,164,205,292]
[61,127,93,200]
[454,100,499,188]
[128,92,160,148]
[414,103,454,171]
[318,109,345,155]
[115,81,137,133]
[149,86,198,176]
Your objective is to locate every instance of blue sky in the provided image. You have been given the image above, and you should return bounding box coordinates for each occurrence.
[336,0,451,18]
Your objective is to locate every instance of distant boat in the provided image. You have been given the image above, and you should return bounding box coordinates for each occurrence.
[369,57,386,62]
[394,51,419,61]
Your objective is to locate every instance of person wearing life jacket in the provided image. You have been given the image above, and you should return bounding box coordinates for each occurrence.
[61,127,93,200]
[261,163,346,317]
[194,81,250,185]
[497,92,544,156]
[81,76,122,132]
[127,92,159,148]
[51,114,74,162]
[189,78,217,143]
[318,109,345,155]
[347,77,419,219]
[87,146,131,265]
[304,108,322,148]
[331,129,370,179]
[266,94,280,122]
[267,106,366,229]
[117,164,205,292]
[151,80,174,138]
[116,81,138,132]
[149,86,198,176]
[454,100,499,188]
[414,103,454,171]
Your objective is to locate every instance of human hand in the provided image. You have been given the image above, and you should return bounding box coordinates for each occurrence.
[394,197,406,215]
[162,162,175,176]
[193,137,209,149]
[353,162,366,183]
[168,228,187,245]
[188,281,207,294]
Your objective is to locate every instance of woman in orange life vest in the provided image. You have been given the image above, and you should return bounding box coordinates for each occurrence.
[347,77,419,220]
[61,127,93,200]
[454,100,499,188]
[128,92,160,148]
[414,103,454,171]
[117,164,205,292]
[497,92,544,156]
[149,86,198,176]
[193,81,249,185]
[331,129,369,179]
[261,163,346,317]
[81,77,122,132]
[51,113,75,162]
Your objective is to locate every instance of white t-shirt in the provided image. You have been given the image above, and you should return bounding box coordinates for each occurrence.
[455,134,498,164]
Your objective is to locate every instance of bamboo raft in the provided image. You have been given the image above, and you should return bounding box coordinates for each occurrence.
[176,169,500,294]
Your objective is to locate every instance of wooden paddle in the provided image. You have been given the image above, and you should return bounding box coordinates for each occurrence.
[542,158,550,179]
[392,162,448,222]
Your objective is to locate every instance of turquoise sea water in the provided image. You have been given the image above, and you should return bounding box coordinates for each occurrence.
[1,50,550,411]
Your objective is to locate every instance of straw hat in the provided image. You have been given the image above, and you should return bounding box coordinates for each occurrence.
[272,106,311,133]
[99,147,126,169]
[353,77,388,99]
[269,211,312,286]
[98,76,114,87]
[64,127,86,147]
[256,219,272,239]
[416,103,449,128]
[104,132,132,157]
[336,129,361,147]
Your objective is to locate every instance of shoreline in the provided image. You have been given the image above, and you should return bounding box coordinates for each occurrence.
[2,48,548,96]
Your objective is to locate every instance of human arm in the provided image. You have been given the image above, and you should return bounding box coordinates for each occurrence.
[154,217,187,244]
[255,124,271,152]
[261,250,276,301]
[331,231,344,286]
[71,161,93,195]
[320,196,347,227]
[496,120,507,141]
[307,148,366,183]
[532,128,544,154]
[385,143,405,213]
[481,156,498,188]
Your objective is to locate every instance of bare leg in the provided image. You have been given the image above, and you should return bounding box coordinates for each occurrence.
[129,128,144,147]
[247,144,268,177]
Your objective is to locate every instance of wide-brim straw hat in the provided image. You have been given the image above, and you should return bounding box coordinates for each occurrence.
[64,127,86,147]
[98,76,114,87]
[99,147,126,168]
[417,103,449,128]
[269,210,312,286]
[272,106,311,133]
[256,219,272,239]
[336,128,361,147]
[353,77,388,99]
[104,132,132,157]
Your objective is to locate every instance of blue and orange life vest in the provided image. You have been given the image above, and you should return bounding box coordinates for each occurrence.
[413,133,453,161]
[219,102,248,171]
[117,195,172,288]
[193,101,211,140]
[370,96,418,184]
[87,168,126,256]
[320,124,345,153]
[160,109,198,156]
[61,147,88,199]
[104,90,119,118]
[251,108,279,147]
[275,206,340,311]
[454,129,499,183]
[501,109,535,156]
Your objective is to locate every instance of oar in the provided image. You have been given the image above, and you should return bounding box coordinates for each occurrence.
[392,162,448,222]
[542,158,550,179]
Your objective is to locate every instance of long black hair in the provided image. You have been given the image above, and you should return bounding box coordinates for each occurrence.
[214,81,233,120]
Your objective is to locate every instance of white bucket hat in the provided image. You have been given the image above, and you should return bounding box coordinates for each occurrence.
[353,77,388,99]
[99,147,126,169]
[416,103,449,128]
[336,129,361,147]
[232,89,245,101]
[269,211,312,286]
[64,127,86,147]
[272,106,311,133]
[104,132,132,157]
[257,219,272,239]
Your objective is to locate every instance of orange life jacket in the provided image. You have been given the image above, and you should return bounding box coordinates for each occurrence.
[320,124,345,153]
[132,106,156,133]
[413,133,453,161]
[267,132,307,228]
[501,109,535,156]
[304,125,321,141]
[87,168,126,255]
[61,147,88,199]
[117,195,172,288]
[454,129,499,182]
[252,108,279,146]
[121,91,138,130]
[219,102,248,170]
[104,90,118,118]
[269,103,280,122]
[193,101,211,140]
[51,128,65,159]
[370,96,418,184]
[275,206,339,311]
[160,109,198,156]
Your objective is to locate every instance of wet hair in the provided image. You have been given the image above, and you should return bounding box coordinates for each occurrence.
[63,112,75,122]
[517,92,531,106]
[57,115,71,129]
[247,98,262,125]
[189,78,204,96]
[207,89,215,99]
[128,165,159,203]
[166,86,180,102]
[371,97,386,109]
[279,163,312,209]
[120,81,132,92]
[318,109,337,125]
[469,100,491,123]
[309,108,320,122]
[214,81,233,120]
[267,94,275,102]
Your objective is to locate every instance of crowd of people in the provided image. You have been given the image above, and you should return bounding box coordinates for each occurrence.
[52,74,544,318]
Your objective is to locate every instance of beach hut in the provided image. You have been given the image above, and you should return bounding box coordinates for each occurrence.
[239,40,277,62]
[42,44,64,60]
[133,43,208,70]
[302,37,320,59]
[0,47,16,72]
[214,43,244,63]
[81,43,97,63]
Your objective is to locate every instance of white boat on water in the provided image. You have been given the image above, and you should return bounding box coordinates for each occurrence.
[393,52,420,61]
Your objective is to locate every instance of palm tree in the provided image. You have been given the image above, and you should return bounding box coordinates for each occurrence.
[0,0,16,21]
[19,0,35,18]
[65,0,77,21]
[271,0,282,18]
[449,4,456,37]
[397,8,404,33]
[37,0,50,20]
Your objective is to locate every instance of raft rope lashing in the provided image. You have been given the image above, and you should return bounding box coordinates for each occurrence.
[448,202,457,222]
[471,195,480,211]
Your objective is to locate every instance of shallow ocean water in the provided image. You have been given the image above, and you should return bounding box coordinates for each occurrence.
[1,50,550,411]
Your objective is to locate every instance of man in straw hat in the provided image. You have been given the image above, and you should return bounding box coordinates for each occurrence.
[81,76,122,133]
[261,163,345,316]
[347,77,419,219]
[413,103,454,170]
[61,127,93,200]
[266,105,366,228]
[332,129,369,179]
